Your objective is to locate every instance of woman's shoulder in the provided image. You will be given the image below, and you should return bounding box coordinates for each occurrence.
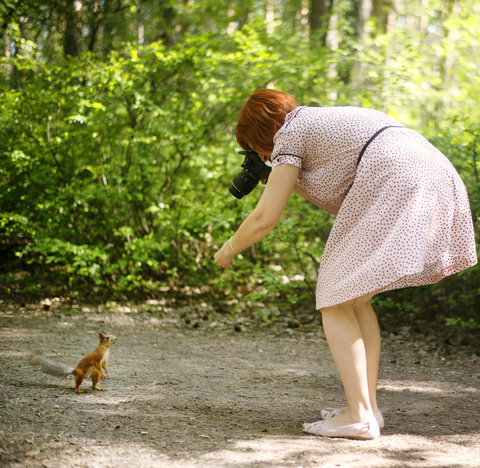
[282,106,331,130]
[281,106,354,133]
[282,105,399,131]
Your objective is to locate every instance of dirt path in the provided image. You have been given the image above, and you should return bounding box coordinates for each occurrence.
[1,301,479,467]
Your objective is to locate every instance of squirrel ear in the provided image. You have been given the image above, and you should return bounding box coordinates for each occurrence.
[99,332,105,338]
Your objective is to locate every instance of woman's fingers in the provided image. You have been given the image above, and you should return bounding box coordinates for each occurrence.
[214,248,233,268]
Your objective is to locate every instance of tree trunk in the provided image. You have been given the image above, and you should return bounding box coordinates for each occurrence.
[4,33,11,57]
[160,2,176,46]
[102,0,115,55]
[64,0,81,57]
[440,0,459,85]
[437,0,460,122]
[310,0,327,34]
[349,0,370,42]
[371,0,394,35]
[309,0,334,46]
[266,0,274,34]
[237,0,253,30]
[87,1,101,52]
[339,0,370,84]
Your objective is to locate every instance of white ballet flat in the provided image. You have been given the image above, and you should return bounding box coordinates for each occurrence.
[320,408,385,429]
[303,418,380,440]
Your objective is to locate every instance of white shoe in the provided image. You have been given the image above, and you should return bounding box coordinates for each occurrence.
[320,408,385,429]
[303,418,380,440]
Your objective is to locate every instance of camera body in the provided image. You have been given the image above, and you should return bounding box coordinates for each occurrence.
[229,150,272,199]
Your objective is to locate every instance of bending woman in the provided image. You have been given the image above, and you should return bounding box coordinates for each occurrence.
[214,89,477,440]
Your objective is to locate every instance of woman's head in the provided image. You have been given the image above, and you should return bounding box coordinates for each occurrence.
[236,89,298,154]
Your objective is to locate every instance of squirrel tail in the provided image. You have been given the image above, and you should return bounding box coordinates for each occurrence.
[30,353,74,376]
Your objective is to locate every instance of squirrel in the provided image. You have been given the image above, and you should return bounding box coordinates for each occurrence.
[30,332,117,393]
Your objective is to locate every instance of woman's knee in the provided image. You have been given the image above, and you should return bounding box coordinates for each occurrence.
[352,296,373,312]
[320,299,355,317]
[320,287,384,316]
[351,288,384,312]
[320,292,377,317]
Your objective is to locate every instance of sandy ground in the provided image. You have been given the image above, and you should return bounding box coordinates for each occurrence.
[1,300,479,468]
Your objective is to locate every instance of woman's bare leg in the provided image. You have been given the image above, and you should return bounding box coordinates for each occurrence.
[320,291,381,424]
[320,300,373,423]
[353,299,381,412]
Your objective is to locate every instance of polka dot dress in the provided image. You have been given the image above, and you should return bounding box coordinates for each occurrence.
[271,106,478,309]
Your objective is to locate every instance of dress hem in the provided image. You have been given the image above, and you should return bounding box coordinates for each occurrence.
[316,258,478,310]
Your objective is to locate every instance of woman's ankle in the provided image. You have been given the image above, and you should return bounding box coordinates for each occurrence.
[347,405,375,422]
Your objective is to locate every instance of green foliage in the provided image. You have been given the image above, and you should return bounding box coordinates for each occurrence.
[0,32,334,298]
[371,296,421,314]
[445,317,480,330]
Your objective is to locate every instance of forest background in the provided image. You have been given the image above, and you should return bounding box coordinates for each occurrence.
[0,0,479,337]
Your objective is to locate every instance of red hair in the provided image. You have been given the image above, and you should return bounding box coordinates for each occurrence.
[236,89,298,152]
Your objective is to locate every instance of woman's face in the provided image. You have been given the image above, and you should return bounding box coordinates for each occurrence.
[249,144,271,163]
[258,151,271,163]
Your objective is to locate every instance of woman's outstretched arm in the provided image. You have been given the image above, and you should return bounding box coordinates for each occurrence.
[214,164,299,268]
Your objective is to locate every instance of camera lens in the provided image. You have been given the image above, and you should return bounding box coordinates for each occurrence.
[229,168,257,199]
[229,181,245,199]
[229,150,271,199]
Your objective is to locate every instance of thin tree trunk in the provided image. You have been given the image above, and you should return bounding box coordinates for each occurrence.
[371,0,394,36]
[227,3,235,34]
[4,33,11,57]
[266,0,274,34]
[64,0,81,57]
[87,1,101,52]
[159,1,176,46]
[237,0,253,29]
[441,0,459,86]
[437,0,460,122]
[310,0,328,35]
[339,0,370,85]
[102,0,114,55]
[420,0,428,37]
[326,10,338,101]
[138,3,144,45]
[350,0,370,42]
[309,0,334,46]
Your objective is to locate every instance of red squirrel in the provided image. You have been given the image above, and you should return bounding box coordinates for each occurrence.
[30,332,117,393]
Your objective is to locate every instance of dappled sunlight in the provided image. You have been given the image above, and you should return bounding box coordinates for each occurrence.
[201,434,480,468]
[278,368,320,377]
[33,433,480,468]
[0,326,45,341]
[378,379,479,395]
[40,440,173,468]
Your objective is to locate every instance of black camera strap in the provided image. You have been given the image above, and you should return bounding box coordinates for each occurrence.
[356,125,405,167]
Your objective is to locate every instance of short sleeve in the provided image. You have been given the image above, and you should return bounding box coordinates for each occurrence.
[270,107,309,170]
[271,128,304,170]
[271,153,303,169]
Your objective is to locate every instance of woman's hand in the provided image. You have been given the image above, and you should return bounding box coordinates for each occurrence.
[214,241,235,268]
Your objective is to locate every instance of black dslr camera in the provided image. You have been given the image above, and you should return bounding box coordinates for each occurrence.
[229,150,272,199]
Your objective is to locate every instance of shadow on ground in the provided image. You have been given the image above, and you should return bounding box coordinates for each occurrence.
[1,303,479,467]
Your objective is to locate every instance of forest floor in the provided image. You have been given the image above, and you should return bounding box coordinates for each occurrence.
[1,298,480,468]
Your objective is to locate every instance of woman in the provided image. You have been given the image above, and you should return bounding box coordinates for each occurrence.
[214,89,477,439]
